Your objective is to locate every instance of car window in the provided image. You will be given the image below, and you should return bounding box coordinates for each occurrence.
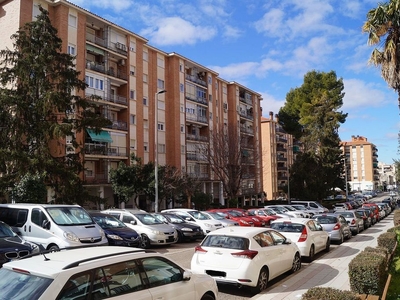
[202,235,247,249]
[269,230,286,244]
[0,268,53,300]
[270,222,303,233]
[306,220,316,231]
[134,213,163,225]
[140,257,183,288]
[254,232,274,247]
[46,207,93,226]
[31,208,48,227]
[315,216,337,224]
[121,214,135,223]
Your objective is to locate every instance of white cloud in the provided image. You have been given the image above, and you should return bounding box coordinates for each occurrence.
[342,78,388,110]
[254,8,285,37]
[259,92,285,117]
[70,0,132,12]
[141,17,217,46]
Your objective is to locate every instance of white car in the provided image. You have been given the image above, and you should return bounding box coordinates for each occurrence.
[265,205,304,218]
[190,226,301,293]
[290,204,316,217]
[0,246,219,300]
[270,218,330,262]
[280,205,310,218]
[101,209,178,248]
[161,209,223,235]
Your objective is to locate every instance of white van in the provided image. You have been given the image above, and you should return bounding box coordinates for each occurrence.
[0,204,108,251]
[289,201,329,214]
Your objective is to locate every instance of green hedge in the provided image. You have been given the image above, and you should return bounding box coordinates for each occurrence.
[301,287,360,300]
[378,231,397,254]
[349,250,387,295]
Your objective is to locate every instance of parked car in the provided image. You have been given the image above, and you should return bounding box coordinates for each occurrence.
[0,246,219,300]
[89,212,141,247]
[101,209,178,249]
[290,204,316,217]
[312,213,352,244]
[289,201,329,214]
[0,221,40,267]
[229,208,266,227]
[270,218,330,262]
[248,208,283,221]
[207,209,255,227]
[201,211,240,227]
[362,203,381,222]
[265,205,304,218]
[355,209,372,229]
[336,210,364,235]
[153,213,204,242]
[190,226,301,293]
[161,208,223,234]
[282,204,311,218]
[246,209,279,226]
[332,203,349,212]
[0,204,108,251]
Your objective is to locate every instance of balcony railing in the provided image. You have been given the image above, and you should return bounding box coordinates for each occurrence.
[185,94,208,105]
[85,172,109,184]
[86,91,127,106]
[187,172,210,179]
[85,144,127,157]
[240,126,254,135]
[239,96,253,105]
[187,152,206,161]
[86,32,106,47]
[185,74,207,87]
[86,61,105,74]
[104,119,128,131]
[107,68,127,81]
[186,134,208,142]
[186,114,208,125]
[277,156,287,162]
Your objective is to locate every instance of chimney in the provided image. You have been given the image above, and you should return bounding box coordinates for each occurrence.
[269,111,273,120]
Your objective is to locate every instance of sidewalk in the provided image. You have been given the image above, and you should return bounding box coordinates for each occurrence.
[251,213,395,300]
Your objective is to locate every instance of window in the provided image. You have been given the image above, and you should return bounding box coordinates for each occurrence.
[85,76,103,90]
[67,44,75,55]
[130,66,135,76]
[209,94,212,102]
[143,97,147,105]
[144,142,148,152]
[179,64,183,72]
[180,83,184,92]
[208,76,212,84]
[157,123,164,131]
[130,114,136,124]
[143,51,148,61]
[33,4,41,19]
[140,257,183,288]
[181,145,185,154]
[157,58,165,68]
[130,90,135,99]
[143,74,148,83]
[68,14,77,28]
[129,41,136,52]
[157,79,165,89]
[180,125,184,133]
[159,144,166,153]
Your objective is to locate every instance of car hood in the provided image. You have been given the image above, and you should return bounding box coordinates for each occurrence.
[0,236,34,252]
[103,227,139,238]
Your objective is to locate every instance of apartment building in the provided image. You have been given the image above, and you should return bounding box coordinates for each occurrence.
[261,112,297,200]
[377,162,397,191]
[0,0,263,210]
[340,135,379,192]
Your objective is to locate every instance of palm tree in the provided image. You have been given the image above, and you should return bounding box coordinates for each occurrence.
[363,0,400,107]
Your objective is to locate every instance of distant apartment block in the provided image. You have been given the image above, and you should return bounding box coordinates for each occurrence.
[0,0,263,209]
[261,112,297,200]
[340,135,379,191]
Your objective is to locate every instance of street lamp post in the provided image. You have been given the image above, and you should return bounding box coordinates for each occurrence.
[154,90,166,213]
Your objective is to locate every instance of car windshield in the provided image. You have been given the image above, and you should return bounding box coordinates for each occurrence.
[263,209,277,216]
[270,206,287,213]
[292,205,307,210]
[165,214,185,224]
[315,216,337,224]
[188,211,210,220]
[92,215,126,229]
[0,268,53,300]
[202,235,248,250]
[283,206,296,211]
[206,212,224,220]
[340,212,355,218]
[270,222,304,232]
[46,207,94,226]
[0,222,17,238]
[228,210,243,217]
[134,213,164,225]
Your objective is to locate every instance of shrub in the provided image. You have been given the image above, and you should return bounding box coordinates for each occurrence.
[301,287,360,300]
[393,209,400,226]
[378,231,397,254]
[363,246,389,264]
[349,251,387,295]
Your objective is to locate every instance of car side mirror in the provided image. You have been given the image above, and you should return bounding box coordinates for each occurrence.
[130,220,137,225]
[42,220,50,229]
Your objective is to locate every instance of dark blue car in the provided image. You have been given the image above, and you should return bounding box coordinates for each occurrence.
[90,212,141,247]
[0,221,39,267]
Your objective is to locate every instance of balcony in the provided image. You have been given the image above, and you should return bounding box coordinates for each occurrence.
[277,156,287,162]
[105,119,128,131]
[186,114,208,125]
[85,144,127,157]
[86,91,127,106]
[185,74,207,87]
[187,152,206,161]
[85,172,109,184]
[185,93,208,105]
[86,61,106,74]
[86,32,106,48]
[186,134,208,142]
[276,146,287,152]
[239,96,252,105]
[107,67,127,81]
[240,126,254,135]
[239,110,254,120]
[187,172,210,179]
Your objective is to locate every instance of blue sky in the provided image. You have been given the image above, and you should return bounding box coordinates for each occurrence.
[69,0,399,164]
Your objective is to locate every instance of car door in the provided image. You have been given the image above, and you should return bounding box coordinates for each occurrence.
[308,220,326,253]
[268,231,294,276]
[140,256,196,300]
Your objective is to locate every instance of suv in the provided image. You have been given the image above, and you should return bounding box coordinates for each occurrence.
[101,209,178,249]
[0,246,219,300]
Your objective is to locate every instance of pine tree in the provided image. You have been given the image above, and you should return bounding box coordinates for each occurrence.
[0,6,110,203]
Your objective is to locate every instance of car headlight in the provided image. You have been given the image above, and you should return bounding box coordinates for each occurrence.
[181,227,193,232]
[64,231,79,242]
[107,234,123,240]
[151,230,163,235]
[204,223,212,228]
[241,220,249,225]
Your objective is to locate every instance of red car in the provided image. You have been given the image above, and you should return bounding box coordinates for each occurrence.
[362,203,381,222]
[246,208,280,226]
[207,209,255,227]
[230,208,266,227]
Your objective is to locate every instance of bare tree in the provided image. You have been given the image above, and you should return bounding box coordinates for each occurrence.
[197,128,247,207]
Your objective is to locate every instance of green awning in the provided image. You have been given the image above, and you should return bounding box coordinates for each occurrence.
[87,129,113,143]
[86,44,105,55]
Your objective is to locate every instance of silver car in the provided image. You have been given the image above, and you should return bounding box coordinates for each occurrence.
[337,210,364,235]
[201,211,239,227]
[313,214,352,244]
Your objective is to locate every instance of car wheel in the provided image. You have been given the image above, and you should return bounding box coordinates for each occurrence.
[251,267,269,293]
[140,234,151,249]
[290,253,301,273]
[346,230,352,240]
[307,245,315,263]
[200,293,215,300]
[337,232,344,245]
[48,244,59,252]
[177,231,184,243]
[324,238,330,252]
